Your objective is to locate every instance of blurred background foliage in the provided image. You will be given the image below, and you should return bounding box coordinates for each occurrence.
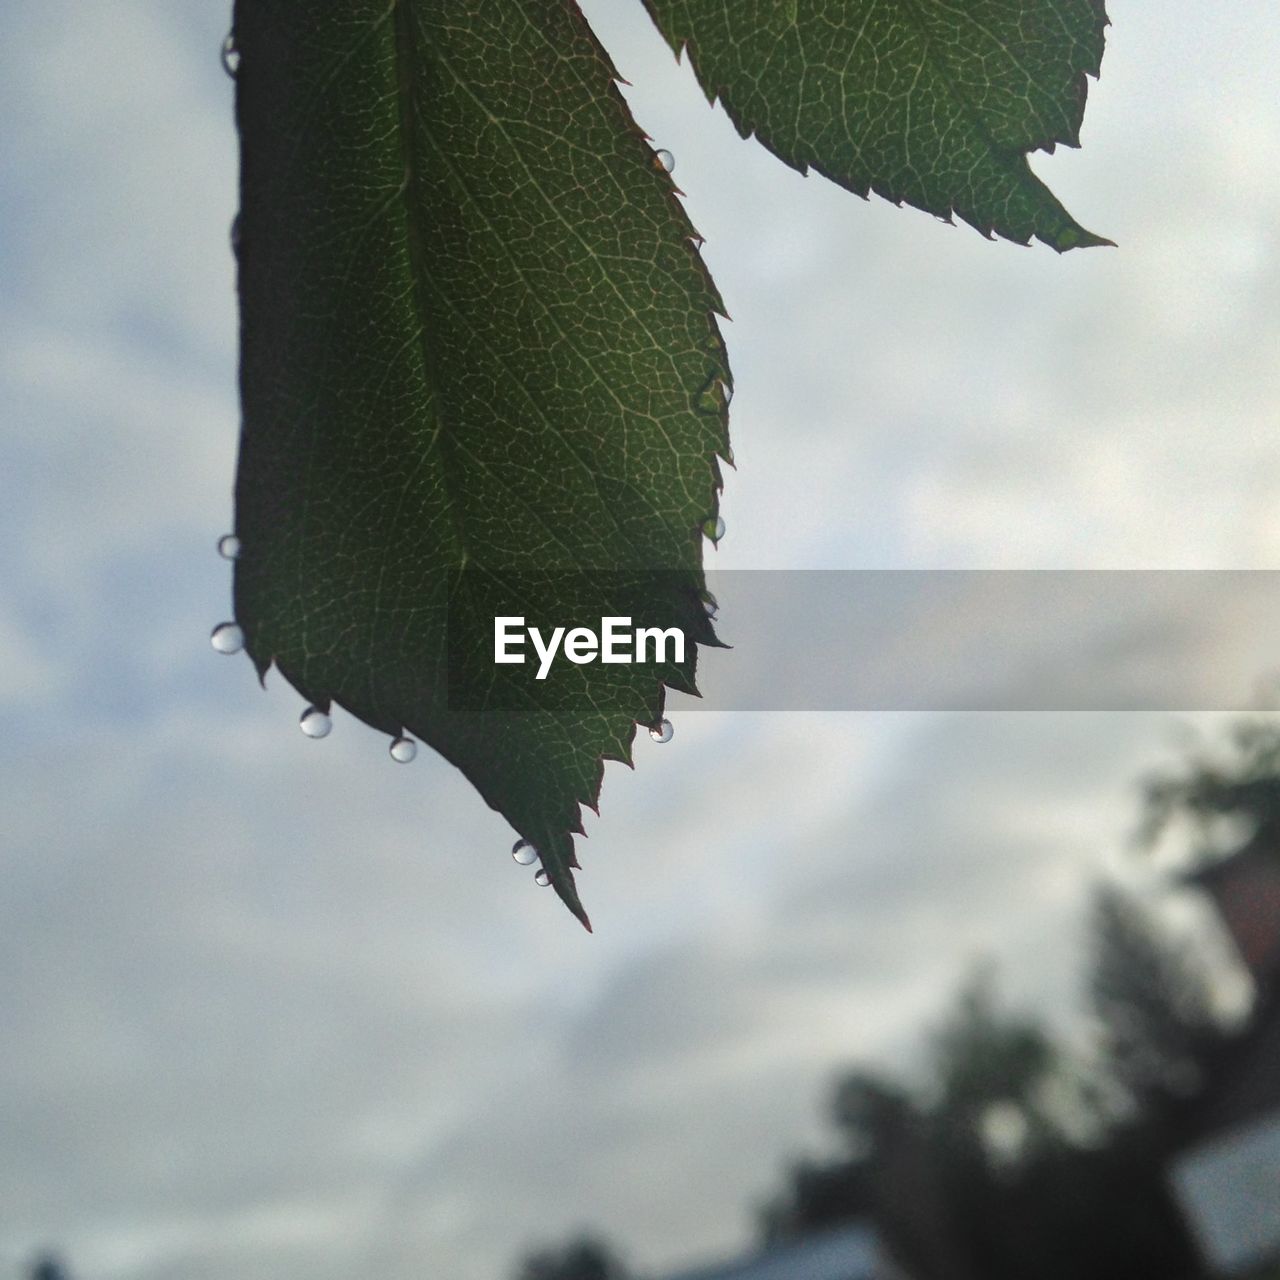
[506,721,1280,1280]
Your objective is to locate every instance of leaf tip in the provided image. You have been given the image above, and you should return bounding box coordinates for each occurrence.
[556,876,593,932]
[1051,224,1116,253]
[247,647,273,689]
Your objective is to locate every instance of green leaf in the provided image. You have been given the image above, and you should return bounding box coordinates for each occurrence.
[641,0,1111,250]
[230,1,730,928]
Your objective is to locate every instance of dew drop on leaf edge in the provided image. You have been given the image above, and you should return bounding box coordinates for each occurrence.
[649,718,674,744]
[220,32,240,78]
[299,706,332,739]
[703,515,726,543]
[701,592,719,620]
[694,376,731,419]
[210,622,244,654]
[389,735,417,763]
[654,148,675,173]
[512,838,538,866]
[217,533,241,560]
[534,869,551,887]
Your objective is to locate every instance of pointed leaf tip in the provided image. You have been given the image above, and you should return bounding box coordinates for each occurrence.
[642,0,1109,248]
[232,0,730,927]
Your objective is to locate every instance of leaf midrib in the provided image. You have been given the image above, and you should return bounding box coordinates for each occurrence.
[386,1,676,746]
[895,0,1087,221]
[391,1,707,569]
[392,0,470,579]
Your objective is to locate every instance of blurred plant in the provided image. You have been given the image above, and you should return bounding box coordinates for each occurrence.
[927,965,1069,1161]
[28,1255,70,1280]
[1139,719,1280,858]
[762,962,1205,1279]
[515,1234,631,1280]
[1088,882,1230,1123]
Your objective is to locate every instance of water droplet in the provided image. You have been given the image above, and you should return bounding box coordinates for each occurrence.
[701,592,719,621]
[534,869,551,887]
[695,375,731,417]
[702,515,726,543]
[220,32,240,78]
[654,148,675,173]
[649,718,674,744]
[210,622,244,654]
[217,533,241,560]
[299,706,332,739]
[389,735,417,763]
[512,838,538,866]
[230,214,242,257]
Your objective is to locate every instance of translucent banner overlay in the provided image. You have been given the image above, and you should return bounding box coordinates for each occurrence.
[448,571,1280,712]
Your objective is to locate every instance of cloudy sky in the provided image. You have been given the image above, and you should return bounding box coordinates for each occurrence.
[3,1,1279,1277]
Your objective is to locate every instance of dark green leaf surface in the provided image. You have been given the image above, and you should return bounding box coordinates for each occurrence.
[231,1,730,928]
[642,0,1110,250]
